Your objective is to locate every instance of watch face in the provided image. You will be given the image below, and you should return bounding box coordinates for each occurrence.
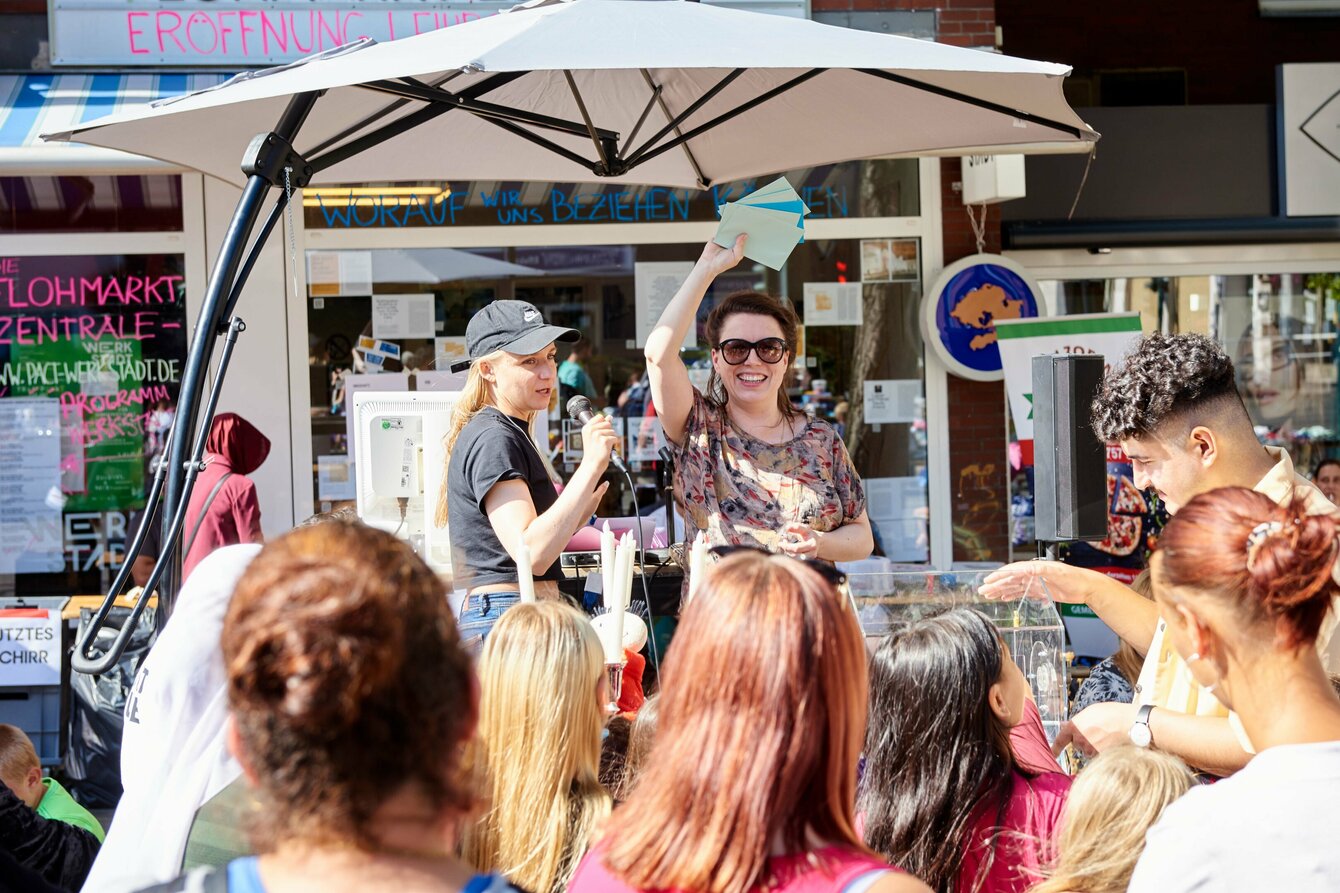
[1130,722,1153,748]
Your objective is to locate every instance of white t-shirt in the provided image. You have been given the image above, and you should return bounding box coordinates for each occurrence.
[1129,740,1340,893]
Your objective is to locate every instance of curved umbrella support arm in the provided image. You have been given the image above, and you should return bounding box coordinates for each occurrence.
[72,316,248,675]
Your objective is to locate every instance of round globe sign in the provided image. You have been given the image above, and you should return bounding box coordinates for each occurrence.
[920,253,1044,382]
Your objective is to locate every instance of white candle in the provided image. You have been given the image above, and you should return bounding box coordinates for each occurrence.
[610,533,630,662]
[623,531,636,611]
[600,521,616,611]
[687,531,709,600]
[516,541,536,604]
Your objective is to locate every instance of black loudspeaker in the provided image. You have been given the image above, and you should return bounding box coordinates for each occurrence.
[1033,354,1108,543]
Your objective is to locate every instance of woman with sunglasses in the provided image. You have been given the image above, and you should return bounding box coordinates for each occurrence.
[645,238,873,567]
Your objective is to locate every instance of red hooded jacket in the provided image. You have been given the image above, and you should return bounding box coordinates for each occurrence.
[182,413,270,580]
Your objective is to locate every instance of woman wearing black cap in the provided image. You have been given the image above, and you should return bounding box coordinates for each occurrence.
[435,300,617,649]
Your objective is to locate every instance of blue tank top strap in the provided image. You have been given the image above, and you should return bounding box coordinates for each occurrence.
[226,857,267,893]
[463,872,525,893]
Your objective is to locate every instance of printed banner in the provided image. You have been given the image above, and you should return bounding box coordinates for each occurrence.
[995,313,1143,443]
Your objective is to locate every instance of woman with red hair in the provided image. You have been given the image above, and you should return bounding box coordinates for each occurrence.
[567,549,929,893]
[1129,487,1340,891]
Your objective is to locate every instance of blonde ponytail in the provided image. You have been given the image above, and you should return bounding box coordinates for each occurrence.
[433,353,505,528]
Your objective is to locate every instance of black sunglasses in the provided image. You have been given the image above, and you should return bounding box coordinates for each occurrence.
[709,544,848,588]
[715,338,789,366]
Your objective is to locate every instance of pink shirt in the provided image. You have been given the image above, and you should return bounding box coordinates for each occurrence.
[957,771,1071,893]
[570,844,900,893]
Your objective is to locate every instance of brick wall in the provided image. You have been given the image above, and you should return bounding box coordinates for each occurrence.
[996,0,1340,105]
[939,157,1010,563]
[808,0,997,48]
[934,0,997,48]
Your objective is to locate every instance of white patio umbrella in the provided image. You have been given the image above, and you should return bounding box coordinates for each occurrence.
[44,0,1096,189]
[55,0,1098,669]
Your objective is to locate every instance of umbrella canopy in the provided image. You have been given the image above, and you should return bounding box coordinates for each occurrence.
[43,0,1096,190]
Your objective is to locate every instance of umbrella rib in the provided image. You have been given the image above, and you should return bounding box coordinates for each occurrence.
[624,74,662,153]
[308,100,457,174]
[309,70,531,173]
[627,68,825,172]
[563,70,615,174]
[639,69,708,190]
[623,68,745,169]
[476,115,600,173]
[856,69,1087,139]
[360,79,619,143]
[306,71,464,158]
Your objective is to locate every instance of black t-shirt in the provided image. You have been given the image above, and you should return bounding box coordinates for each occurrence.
[447,406,561,590]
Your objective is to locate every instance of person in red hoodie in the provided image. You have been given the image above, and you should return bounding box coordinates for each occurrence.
[181,413,270,580]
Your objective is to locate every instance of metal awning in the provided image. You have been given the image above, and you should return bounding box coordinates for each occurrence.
[0,72,229,174]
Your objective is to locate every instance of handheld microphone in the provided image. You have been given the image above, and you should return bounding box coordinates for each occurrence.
[566,395,628,473]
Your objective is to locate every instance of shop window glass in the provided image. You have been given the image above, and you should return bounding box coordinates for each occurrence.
[0,176,183,233]
[1012,272,1340,560]
[1,253,188,597]
[307,237,929,562]
[302,159,920,231]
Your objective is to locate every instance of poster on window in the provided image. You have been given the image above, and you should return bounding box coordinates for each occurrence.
[634,262,697,349]
[995,313,1143,445]
[307,251,372,297]
[0,398,63,574]
[803,282,863,326]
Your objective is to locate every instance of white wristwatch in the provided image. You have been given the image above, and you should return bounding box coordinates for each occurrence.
[1130,704,1155,748]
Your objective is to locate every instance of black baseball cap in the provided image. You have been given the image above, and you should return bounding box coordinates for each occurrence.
[449,300,579,373]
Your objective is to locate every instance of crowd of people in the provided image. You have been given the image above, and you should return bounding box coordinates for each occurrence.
[4,244,1340,893]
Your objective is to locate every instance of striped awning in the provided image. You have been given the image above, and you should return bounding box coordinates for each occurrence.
[0,72,230,173]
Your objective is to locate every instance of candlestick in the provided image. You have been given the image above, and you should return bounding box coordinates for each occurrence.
[516,541,536,603]
[600,521,616,610]
[612,533,630,660]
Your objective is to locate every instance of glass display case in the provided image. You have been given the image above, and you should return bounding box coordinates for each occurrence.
[845,566,1069,741]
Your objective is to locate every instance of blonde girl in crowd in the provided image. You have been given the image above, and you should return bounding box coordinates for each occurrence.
[461,602,611,893]
[1029,747,1194,893]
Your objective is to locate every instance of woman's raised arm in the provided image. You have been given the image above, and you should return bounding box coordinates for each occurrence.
[644,236,745,445]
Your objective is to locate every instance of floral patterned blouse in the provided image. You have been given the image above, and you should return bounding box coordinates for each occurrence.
[671,389,866,551]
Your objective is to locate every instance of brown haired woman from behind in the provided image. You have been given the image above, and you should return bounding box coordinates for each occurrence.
[1128,487,1340,892]
[644,239,872,568]
[133,522,525,893]
[568,550,929,893]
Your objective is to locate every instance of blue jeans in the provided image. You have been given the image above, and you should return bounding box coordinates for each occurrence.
[457,591,520,656]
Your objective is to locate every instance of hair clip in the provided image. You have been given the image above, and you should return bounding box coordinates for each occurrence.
[1246,521,1283,549]
[1245,520,1284,568]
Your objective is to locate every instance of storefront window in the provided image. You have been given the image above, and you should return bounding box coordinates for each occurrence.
[302,159,920,231]
[0,253,188,597]
[0,176,183,233]
[1043,272,1340,472]
[306,235,929,561]
[1010,270,1340,563]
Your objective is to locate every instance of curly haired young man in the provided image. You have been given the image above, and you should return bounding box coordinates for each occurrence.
[983,332,1340,776]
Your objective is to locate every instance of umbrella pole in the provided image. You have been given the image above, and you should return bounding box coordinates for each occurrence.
[73,91,321,673]
[159,91,320,615]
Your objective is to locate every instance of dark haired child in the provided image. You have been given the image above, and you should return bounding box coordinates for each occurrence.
[859,608,1071,893]
[983,332,1340,775]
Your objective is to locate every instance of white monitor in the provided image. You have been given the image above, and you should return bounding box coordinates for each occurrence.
[351,390,460,576]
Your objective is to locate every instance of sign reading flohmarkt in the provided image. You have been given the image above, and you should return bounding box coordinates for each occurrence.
[49,0,806,67]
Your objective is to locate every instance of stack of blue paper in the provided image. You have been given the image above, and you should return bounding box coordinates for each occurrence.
[712,176,811,271]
